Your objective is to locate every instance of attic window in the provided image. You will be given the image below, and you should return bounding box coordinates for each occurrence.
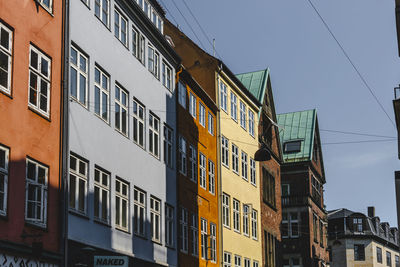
[284,141,301,153]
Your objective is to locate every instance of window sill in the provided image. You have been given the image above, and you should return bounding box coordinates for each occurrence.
[165,244,175,250]
[115,128,130,140]
[262,200,277,212]
[0,89,12,99]
[116,226,131,235]
[94,14,111,32]
[242,177,249,182]
[94,113,110,125]
[134,233,147,240]
[28,106,51,122]
[222,163,229,170]
[151,239,162,246]
[25,220,47,231]
[94,218,111,228]
[233,229,241,234]
[80,0,90,9]
[223,225,231,230]
[37,2,54,17]
[69,209,89,220]
[70,97,89,111]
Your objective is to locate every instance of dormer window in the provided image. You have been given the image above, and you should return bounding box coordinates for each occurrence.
[353,218,363,232]
[284,140,301,153]
[136,0,164,33]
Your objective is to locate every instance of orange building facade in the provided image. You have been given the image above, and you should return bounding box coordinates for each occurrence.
[0,0,63,265]
[176,68,219,267]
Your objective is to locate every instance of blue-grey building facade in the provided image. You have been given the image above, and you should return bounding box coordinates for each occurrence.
[65,0,180,266]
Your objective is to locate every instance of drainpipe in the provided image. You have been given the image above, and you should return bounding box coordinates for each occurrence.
[216,70,223,267]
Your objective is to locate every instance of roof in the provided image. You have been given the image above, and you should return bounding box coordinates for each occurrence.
[328,208,357,219]
[236,69,269,104]
[277,109,317,163]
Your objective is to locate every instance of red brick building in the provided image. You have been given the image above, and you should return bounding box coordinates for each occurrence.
[277,109,329,267]
[0,0,64,265]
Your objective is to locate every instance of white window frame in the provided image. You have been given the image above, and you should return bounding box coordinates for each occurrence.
[180,207,188,253]
[165,204,174,247]
[201,218,208,260]
[189,92,197,118]
[243,204,249,236]
[178,136,187,175]
[163,125,173,168]
[38,0,53,13]
[233,199,240,233]
[115,84,129,136]
[150,196,161,243]
[0,146,9,216]
[188,144,197,182]
[95,0,110,27]
[251,209,258,240]
[199,103,206,127]
[208,160,215,194]
[210,223,217,263]
[28,45,51,117]
[240,101,247,130]
[249,110,255,137]
[208,112,214,135]
[224,252,232,267]
[132,27,139,58]
[115,178,129,231]
[148,113,160,158]
[232,144,239,174]
[94,167,110,224]
[221,136,229,168]
[241,151,248,181]
[222,193,230,227]
[114,8,128,47]
[94,66,109,123]
[162,61,172,90]
[235,255,242,267]
[25,158,48,227]
[0,22,13,95]
[132,99,145,148]
[253,261,259,267]
[178,82,187,108]
[250,158,256,186]
[231,92,237,121]
[191,213,198,256]
[70,46,88,106]
[134,187,146,236]
[147,45,159,78]
[219,80,227,112]
[244,258,251,267]
[199,153,206,189]
[69,154,88,214]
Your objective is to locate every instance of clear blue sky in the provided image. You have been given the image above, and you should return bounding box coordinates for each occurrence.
[161,0,400,226]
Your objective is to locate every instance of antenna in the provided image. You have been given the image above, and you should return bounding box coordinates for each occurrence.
[213,38,215,57]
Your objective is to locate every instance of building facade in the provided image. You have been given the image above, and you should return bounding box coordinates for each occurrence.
[66,0,180,266]
[236,69,283,267]
[176,67,219,267]
[328,207,399,267]
[277,110,329,267]
[0,0,64,265]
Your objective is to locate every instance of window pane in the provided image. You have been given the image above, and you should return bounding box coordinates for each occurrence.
[70,68,77,98]
[0,29,9,50]
[78,179,85,212]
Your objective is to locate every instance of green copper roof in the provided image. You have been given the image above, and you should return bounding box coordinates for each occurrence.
[236,69,269,104]
[277,109,317,163]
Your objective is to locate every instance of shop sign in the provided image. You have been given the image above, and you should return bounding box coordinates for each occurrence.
[94,256,128,267]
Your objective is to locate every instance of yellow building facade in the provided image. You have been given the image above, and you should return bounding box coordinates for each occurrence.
[216,70,263,267]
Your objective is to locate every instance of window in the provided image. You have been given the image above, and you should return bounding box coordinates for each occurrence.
[233,199,240,232]
[208,160,215,194]
[210,223,217,263]
[25,159,48,226]
[395,255,399,267]
[313,214,318,242]
[251,210,258,240]
[114,9,128,46]
[250,158,256,186]
[262,168,275,208]
[244,258,250,267]
[249,110,255,137]
[132,27,139,58]
[148,46,159,78]
[282,212,299,238]
[377,247,382,263]
[178,82,186,108]
[221,136,229,167]
[0,146,9,216]
[320,220,324,247]
[180,207,188,252]
[70,46,88,106]
[149,113,160,158]
[150,196,161,242]
[232,144,239,174]
[134,187,146,236]
[139,35,146,64]
[163,126,173,168]
[188,145,197,182]
[354,244,365,261]
[37,0,52,12]
[283,258,301,267]
[281,184,290,196]
[387,251,392,266]
[29,45,51,117]
[191,213,198,256]
[239,101,246,130]
[0,22,12,94]
[189,93,197,118]
[201,218,208,259]
[199,103,206,127]
[69,155,87,214]
[253,261,259,267]
[94,167,110,223]
[208,112,214,135]
[178,136,187,175]
[199,153,206,189]
[94,66,109,122]
[165,204,174,247]
[115,85,128,136]
[235,255,242,267]
[133,99,145,148]
[265,231,276,267]
[284,141,301,153]
[162,61,172,90]
[353,218,363,232]
[243,204,249,236]
[231,92,237,121]
[222,193,230,227]
[224,252,232,267]
[312,176,321,205]
[95,0,109,26]
[241,151,248,181]
[115,178,129,231]
[219,80,227,112]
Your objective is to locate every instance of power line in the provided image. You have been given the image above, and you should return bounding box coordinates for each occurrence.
[158,0,179,26]
[305,0,395,128]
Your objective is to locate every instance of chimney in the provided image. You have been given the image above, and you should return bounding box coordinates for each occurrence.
[368,206,375,218]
